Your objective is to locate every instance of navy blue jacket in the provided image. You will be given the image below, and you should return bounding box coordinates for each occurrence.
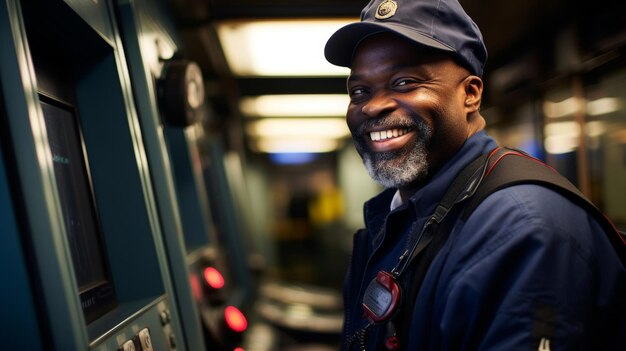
[342,131,626,350]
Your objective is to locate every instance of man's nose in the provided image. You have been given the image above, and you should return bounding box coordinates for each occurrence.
[362,90,397,118]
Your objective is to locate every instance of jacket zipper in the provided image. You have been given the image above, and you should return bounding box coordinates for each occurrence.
[345,226,387,350]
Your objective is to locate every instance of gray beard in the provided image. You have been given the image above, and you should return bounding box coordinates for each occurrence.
[354,120,432,189]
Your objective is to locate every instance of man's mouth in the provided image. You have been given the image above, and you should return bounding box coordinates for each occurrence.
[369,128,412,141]
[363,127,416,153]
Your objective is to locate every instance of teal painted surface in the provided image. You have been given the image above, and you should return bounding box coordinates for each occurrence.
[207,140,254,302]
[0,125,44,350]
[0,1,89,349]
[1,1,187,349]
[164,127,214,251]
[115,1,206,348]
[76,51,166,301]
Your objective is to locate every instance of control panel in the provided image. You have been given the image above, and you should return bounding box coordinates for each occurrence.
[91,298,176,351]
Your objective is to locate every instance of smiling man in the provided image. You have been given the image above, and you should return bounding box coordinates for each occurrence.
[325,0,626,350]
[346,34,485,201]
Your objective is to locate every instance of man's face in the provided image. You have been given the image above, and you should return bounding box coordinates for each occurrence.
[346,33,473,190]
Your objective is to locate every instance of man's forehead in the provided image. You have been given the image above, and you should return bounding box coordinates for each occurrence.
[349,44,455,80]
[350,32,452,67]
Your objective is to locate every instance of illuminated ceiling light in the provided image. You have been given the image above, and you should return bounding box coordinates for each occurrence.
[544,121,581,154]
[216,19,354,76]
[246,118,349,138]
[240,94,349,117]
[585,121,607,137]
[545,135,579,154]
[252,138,343,153]
[285,303,314,319]
[544,121,581,138]
[587,97,622,116]
[543,97,581,118]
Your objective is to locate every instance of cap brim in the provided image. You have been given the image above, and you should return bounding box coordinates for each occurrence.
[324,22,455,67]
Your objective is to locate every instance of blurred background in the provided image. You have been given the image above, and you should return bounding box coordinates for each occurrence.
[2,0,626,350]
[170,0,626,347]
[169,0,626,297]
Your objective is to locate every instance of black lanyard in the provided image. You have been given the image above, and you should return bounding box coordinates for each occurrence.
[360,150,494,326]
[353,150,499,350]
[390,150,493,279]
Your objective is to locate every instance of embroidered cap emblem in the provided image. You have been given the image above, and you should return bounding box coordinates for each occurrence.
[375,0,398,20]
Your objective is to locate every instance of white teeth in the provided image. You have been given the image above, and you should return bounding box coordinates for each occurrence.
[370,128,409,141]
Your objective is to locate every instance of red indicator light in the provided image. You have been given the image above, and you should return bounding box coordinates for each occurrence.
[234,348,244,351]
[203,267,225,289]
[224,306,247,332]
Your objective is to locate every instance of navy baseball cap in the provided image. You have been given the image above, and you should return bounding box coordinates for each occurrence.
[324,0,487,76]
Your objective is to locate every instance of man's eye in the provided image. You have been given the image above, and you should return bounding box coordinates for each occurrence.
[349,87,367,97]
[396,79,413,87]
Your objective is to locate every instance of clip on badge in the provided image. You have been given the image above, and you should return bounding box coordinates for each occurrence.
[362,271,401,324]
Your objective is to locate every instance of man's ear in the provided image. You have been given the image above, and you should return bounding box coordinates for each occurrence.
[463,75,483,113]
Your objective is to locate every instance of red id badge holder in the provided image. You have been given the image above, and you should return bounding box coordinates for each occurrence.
[362,271,401,350]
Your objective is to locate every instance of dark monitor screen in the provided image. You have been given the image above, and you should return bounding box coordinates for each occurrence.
[40,96,116,323]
